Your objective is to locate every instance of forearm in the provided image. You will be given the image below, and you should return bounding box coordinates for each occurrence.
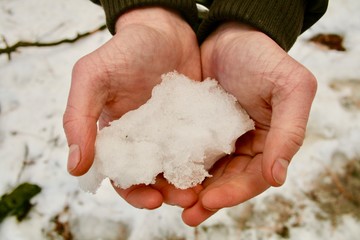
[197,0,328,51]
[90,0,328,50]
[90,0,198,34]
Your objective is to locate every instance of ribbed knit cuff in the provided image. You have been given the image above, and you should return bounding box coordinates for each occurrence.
[197,0,306,51]
[98,0,198,34]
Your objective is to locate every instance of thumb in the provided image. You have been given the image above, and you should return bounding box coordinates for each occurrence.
[63,58,108,176]
[262,71,317,186]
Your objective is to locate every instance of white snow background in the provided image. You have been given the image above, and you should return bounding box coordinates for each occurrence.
[0,0,359,239]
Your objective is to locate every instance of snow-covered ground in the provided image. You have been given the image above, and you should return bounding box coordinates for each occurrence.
[0,0,359,239]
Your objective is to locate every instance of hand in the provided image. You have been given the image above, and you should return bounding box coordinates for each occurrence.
[63,7,201,209]
[182,22,317,226]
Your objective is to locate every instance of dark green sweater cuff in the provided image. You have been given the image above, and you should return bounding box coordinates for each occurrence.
[197,0,327,51]
[97,0,198,34]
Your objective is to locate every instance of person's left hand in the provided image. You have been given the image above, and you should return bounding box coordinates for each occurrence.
[182,133,272,226]
[182,22,317,226]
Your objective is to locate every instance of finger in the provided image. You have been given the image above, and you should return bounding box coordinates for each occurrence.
[151,176,200,208]
[183,180,266,227]
[235,130,267,156]
[63,57,108,176]
[202,155,269,209]
[113,184,163,209]
[183,155,269,226]
[263,71,317,186]
[182,200,217,227]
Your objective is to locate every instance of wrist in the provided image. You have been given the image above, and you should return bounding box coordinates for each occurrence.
[207,22,261,45]
[115,7,192,34]
[201,21,285,84]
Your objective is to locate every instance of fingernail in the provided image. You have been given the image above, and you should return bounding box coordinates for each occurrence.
[272,158,289,185]
[204,207,218,212]
[67,144,80,173]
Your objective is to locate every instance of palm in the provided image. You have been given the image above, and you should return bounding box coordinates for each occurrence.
[95,25,202,209]
[182,22,317,226]
[85,25,201,128]
[200,131,270,202]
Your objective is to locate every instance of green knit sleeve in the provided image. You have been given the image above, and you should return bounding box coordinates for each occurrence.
[197,0,328,51]
[95,0,198,34]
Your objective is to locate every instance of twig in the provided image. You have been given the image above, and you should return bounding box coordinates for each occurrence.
[1,24,106,60]
[322,163,354,202]
[16,144,29,184]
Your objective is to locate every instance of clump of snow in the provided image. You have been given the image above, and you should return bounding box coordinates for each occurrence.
[79,71,254,192]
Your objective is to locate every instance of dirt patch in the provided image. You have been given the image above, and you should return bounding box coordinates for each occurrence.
[309,33,346,51]
[224,157,360,238]
[307,158,360,226]
[43,205,73,240]
[43,205,129,240]
[329,79,360,111]
[227,195,304,239]
[154,233,186,240]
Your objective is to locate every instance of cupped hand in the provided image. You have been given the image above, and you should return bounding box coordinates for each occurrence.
[63,7,201,209]
[182,22,317,226]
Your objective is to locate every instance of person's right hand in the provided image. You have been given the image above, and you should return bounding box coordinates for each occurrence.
[63,7,201,209]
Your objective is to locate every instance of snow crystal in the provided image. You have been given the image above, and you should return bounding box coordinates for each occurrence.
[79,71,254,192]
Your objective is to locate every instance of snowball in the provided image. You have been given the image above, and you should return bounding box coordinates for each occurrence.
[79,72,254,192]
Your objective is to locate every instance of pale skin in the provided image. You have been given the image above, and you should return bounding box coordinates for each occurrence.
[63,7,317,226]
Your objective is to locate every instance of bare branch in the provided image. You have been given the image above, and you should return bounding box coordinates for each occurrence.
[1,24,106,60]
